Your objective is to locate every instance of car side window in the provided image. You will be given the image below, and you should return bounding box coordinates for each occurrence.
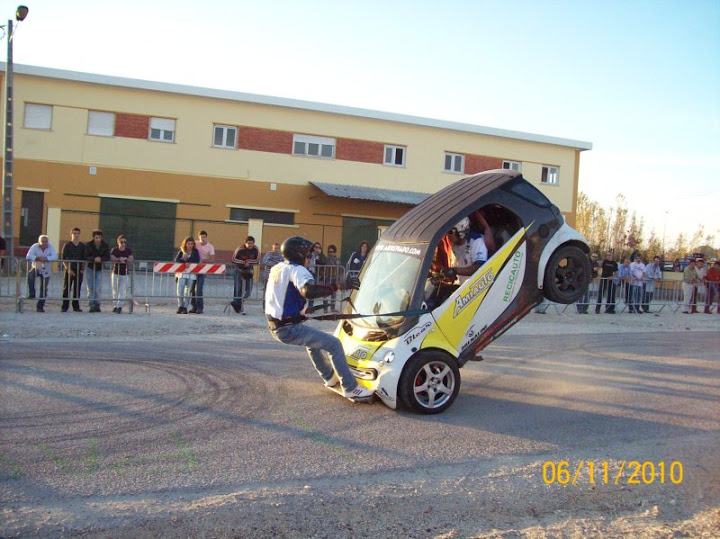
[504,179,553,208]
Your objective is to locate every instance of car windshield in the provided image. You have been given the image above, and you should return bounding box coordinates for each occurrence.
[351,243,423,328]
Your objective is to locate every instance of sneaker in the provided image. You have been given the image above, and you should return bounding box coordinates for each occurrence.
[188,308,197,314]
[324,373,340,388]
[195,310,203,315]
[343,385,374,400]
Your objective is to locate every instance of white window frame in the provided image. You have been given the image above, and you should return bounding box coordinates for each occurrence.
[444,152,465,173]
[213,125,237,149]
[541,165,559,185]
[87,111,115,137]
[293,134,335,159]
[384,145,406,167]
[502,160,522,172]
[149,117,176,143]
[24,103,52,130]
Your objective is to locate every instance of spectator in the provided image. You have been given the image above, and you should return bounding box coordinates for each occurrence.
[643,256,662,313]
[61,227,85,312]
[190,230,215,314]
[617,257,633,312]
[324,244,342,312]
[577,252,599,314]
[704,260,720,314]
[175,237,199,314]
[85,230,110,313]
[695,259,707,306]
[110,235,134,314]
[346,241,370,277]
[26,234,58,312]
[596,251,618,314]
[0,234,6,270]
[231,236,259,314]
[307,242,327,312]
[681,259,700,314]
[261,242,283,309]
[629,253,646,314]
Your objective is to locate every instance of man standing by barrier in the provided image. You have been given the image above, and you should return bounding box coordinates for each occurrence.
[231,236,259,314]
[190,230,215,315]
[85,230,110,313]
[110,235,134,314]
[704,260,720,314]
[682,258,700,314]
[26,235,58,312]
[629,254,646,314]
[643,256,662,313]
[596,251,618,314]
[61,227,85,312]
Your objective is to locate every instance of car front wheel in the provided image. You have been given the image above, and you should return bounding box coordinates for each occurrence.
[543,244,591,304]
[398,352,460,414]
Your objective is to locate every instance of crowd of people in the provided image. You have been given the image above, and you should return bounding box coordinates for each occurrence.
[570,251,719,315]
[18,229,371,315]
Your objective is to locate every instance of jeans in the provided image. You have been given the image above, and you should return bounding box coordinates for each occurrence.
[629,284,643,312]
[86,268,103,308]
[177,276,194,308]
[112,273,129,309]
[28,269,49,309]
[596,279,616,312]
[190,274,205,311]
[270,323,357,392]
[233,271,251,308]
[62,267,84,311]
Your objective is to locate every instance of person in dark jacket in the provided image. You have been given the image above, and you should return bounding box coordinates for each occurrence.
[231,236,260,313]
[61,227,86,312]
[85,229,110,312]
[175,236,200,314]
[346,241,369,276]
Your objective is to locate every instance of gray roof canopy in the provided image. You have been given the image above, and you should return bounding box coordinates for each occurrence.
[310,182,430,205]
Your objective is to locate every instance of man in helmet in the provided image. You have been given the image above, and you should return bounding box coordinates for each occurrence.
[265,236,374,402]
[443,217,488,283]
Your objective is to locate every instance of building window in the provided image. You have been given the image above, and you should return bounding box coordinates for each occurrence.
[541,165,559,185]
[213,125,237,148]
[502,160,521,172]
[444,152,465,173]
[384,145,406,167]
[87,111,115,136]
[24,103,52,130]
[149,117,176,142]
[229,207,295,226]
[293,134,335,158]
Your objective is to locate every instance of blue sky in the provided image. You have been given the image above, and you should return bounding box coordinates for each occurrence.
[6,0,719,244]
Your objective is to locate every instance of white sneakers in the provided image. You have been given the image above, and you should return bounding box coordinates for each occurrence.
[343,385,374,400]
[324,373,340,388]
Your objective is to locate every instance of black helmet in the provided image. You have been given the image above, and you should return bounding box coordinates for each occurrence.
[281,236,314,264]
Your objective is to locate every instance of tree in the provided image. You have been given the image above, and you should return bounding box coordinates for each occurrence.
[645,229,662,259]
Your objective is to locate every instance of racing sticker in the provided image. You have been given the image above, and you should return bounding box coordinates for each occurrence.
[373,242,424,259]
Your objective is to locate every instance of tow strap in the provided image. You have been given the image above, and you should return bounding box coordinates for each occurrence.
[304,296,428,321]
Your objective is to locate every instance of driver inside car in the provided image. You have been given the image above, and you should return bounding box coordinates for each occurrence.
[442,217,488,283]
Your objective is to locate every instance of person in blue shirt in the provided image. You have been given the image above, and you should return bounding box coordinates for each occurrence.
[265,236,373,402]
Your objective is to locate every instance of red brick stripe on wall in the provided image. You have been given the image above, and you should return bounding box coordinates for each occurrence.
[465,154,503,174]
[239,126,293,153]
[336,138,384,164]
[115,113,150,139]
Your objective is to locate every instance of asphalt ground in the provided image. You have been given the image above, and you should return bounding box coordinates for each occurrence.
[1,330,719,537]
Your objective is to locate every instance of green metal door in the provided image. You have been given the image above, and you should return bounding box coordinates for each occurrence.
[99,198,176,260]
[341,216,395,264]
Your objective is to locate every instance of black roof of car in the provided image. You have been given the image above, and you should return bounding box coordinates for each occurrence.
[381,169,521,244]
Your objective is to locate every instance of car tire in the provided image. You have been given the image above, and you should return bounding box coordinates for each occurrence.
[543,244,591,304]
[398,352,461,414]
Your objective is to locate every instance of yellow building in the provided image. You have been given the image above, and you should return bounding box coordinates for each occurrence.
[1,63,591,262]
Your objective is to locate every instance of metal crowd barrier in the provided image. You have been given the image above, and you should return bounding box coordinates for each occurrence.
[0,257,349,314]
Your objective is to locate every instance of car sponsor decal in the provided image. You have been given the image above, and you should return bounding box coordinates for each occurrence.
[373,242,424,258]
[503,249,524,302]
[453,270,495,317]
[403,321,433,346]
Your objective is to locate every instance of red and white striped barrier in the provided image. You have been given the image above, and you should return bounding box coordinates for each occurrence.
[153,263,226,274]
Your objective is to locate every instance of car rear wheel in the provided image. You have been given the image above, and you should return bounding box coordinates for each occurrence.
[398,352,460,414]
[543,245,591,304]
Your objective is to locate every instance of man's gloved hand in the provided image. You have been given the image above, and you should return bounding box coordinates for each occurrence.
[440,267,457,280]
[344,276,361,291]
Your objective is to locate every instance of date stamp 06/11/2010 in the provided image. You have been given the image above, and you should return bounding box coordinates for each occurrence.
[542,461,684,486]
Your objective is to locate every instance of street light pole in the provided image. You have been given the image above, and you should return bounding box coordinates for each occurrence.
[2,5,28,259]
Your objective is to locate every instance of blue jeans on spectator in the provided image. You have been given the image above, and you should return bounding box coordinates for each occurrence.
[630,284,643,313]
[232,271,251,309]
[86,268,103,308]
[177,276,193,308]
[27,268,49,309]
[190,274,205,312]
[270,323,357,392]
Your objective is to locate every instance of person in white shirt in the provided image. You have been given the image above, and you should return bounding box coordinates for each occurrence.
[265,236,373,402]
[444,217,488,284]
[26,234,58,312]
[629,254,646,314]
[190,230,215,314]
